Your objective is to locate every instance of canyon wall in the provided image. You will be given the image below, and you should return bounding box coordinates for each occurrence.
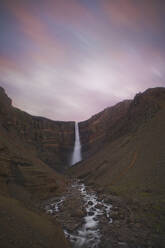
[0,87,73,247]
[79,88,163,159]
[71,87,165,248]
[0,87,75,172]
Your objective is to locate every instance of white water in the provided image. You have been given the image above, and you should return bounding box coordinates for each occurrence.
[66,183,112,248]
[45,181,113,248]
[71,122,82,166]
[64,183,112,248]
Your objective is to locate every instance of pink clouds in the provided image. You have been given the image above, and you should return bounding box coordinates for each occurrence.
[44,0,98,30]
[0,0,165,121]
[5,1,69,65]
[102,0,163,31]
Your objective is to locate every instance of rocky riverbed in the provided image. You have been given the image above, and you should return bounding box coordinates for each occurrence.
[44,180,153,248]
[44,180,113,247]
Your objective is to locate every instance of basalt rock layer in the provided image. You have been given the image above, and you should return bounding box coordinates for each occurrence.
[79,99,131,159]
[79,88,163,159]
[0,86,72,248]
[71,87,165,247]
[0,87,75,172]
[74,88,165,193]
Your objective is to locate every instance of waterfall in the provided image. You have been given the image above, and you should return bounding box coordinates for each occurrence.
[71,122,82,166]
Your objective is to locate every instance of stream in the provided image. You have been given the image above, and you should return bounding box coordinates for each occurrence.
[45,180,112,248]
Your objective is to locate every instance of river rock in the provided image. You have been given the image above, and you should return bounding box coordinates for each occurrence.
[65,222,81,231]
[88,211,95,216]
[95,204,102,209]
[90,207,96,212]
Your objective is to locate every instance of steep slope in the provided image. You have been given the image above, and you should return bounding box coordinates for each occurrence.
[0,87,74,172]
[79,89,161,159]
[79,100,131,159]
[0,194,70,248]
[71,87,165,246]
[0,87,71,248]
[0,86,74,200]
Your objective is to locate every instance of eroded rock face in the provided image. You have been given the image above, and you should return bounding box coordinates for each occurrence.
[79,100,131,159]
[79,87,164,159]
[0,89,71,248]
[0,87,75,171]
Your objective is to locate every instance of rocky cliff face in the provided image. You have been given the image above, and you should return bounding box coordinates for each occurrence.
[71,87,165,247]
[79,88,163,159]
[0,87,72,248]
[0,87,75,171]
[79,100,131,159]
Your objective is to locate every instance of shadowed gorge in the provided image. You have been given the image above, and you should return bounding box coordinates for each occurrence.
[0,86,165,248]
[1,0,165,247]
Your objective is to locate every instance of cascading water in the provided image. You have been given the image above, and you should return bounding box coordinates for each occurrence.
[45,180,113,248]
[71,122,82,166]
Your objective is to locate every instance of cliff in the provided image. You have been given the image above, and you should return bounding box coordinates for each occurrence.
[1,85,165,247]
[74,87,165,190]
[0,87,75,172]
[0,87,72,248]
[79,88,162,159]
[79,99,131,158]
[71,87,165,246]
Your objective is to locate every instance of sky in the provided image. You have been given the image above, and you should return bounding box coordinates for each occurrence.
[0,0,165,121]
